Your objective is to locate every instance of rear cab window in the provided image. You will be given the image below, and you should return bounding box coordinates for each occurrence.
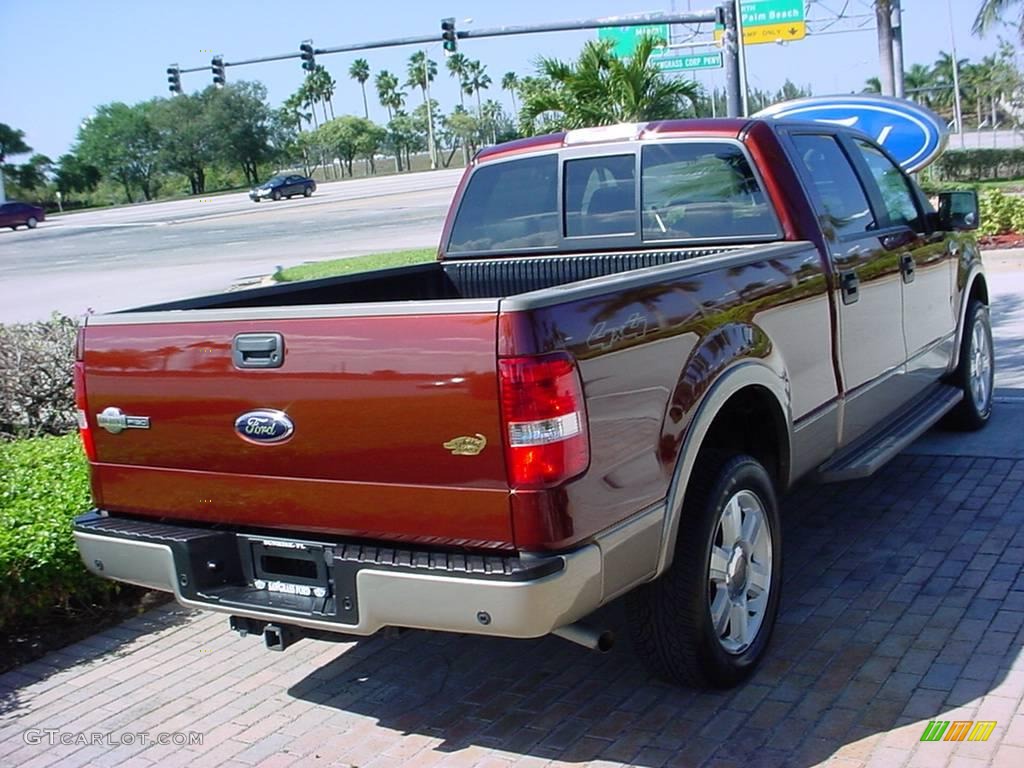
[446,139,781,256]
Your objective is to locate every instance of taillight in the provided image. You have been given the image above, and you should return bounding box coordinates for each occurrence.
[73,358,96,462]
[498,352,589,489]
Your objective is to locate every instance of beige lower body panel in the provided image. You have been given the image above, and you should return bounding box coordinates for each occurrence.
[74,505,665,639]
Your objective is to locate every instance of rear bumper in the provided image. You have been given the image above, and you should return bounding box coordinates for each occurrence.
[73,511,610,639]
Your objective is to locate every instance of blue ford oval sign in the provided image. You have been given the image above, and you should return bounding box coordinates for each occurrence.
[754,95,948,172]
[234,409,294,445]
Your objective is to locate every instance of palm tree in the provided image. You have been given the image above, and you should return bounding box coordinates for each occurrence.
[903,63,935,107]
[974,0,1024,40]
[375,70,401,121]
[299,80,319,130]
[465,60,492,114]
[520,37,697,133]
[446,53,470,108]
[407,51,439,168]
[501,71,520,115]
[863,76,882,93]
[282,92,310,133]
[315,66,337,121]
[349,58,371,118]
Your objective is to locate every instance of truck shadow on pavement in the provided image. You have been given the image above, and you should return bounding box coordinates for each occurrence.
[289,450,1024,766]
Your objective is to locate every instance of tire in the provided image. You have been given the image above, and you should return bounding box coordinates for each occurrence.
[303,186,312,197]
[271,189,281,201]
[947,299,994,431]
[26,217,38,229]
[627,454,782,688]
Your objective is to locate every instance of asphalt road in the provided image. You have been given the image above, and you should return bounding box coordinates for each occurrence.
[0,169,463,324]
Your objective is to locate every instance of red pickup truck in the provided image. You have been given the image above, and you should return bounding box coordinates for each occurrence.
[73,118,990,688]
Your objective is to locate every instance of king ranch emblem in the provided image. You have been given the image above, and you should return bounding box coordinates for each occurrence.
[234,410,295,445]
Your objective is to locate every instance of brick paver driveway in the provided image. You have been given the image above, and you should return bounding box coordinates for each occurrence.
[2,438,1023,768]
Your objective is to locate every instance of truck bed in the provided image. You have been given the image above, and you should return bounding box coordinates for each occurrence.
[127,246,742,313]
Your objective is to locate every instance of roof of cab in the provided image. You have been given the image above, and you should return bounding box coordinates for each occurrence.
[475,118,755,163]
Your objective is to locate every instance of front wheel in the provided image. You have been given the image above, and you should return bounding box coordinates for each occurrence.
[947,299,994,431]
[627,454,782,688]
[271,190,281,201]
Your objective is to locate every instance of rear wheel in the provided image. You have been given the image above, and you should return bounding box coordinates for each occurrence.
[947,299,993,431]
[26,217,38,229]
[627,454,781,688]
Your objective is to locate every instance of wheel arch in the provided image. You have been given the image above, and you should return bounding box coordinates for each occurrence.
[950,268,989,373]
[655,361,791,577]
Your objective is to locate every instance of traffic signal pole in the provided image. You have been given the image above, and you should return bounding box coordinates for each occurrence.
[170,7,742,116]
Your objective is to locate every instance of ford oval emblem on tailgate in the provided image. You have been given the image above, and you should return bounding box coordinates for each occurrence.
[235,410,294,445]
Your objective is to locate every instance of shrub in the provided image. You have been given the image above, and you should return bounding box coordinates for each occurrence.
[0,435,118,632]
[979,189,1024,236]
[933,148,1024,182]
[0,314,77,440]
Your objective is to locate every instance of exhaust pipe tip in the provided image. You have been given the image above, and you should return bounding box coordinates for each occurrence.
[552,622,615,653]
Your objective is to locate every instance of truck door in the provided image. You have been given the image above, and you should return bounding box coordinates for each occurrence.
[785,131,911,446]
[846,136,957,390]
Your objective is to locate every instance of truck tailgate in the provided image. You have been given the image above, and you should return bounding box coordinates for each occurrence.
[82,313,512,548]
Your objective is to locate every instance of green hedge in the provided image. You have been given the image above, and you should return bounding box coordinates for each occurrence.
[979,189,1024,236]
[933,148,1024,182]
[0,434,118,632]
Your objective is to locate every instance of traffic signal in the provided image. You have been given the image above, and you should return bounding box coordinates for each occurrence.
[441,18,457,55]
[300,41,315,72]
[211,56,226,87]
[167,65,182,95]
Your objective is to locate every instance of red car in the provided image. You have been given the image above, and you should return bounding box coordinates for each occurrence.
[0,201,45,230]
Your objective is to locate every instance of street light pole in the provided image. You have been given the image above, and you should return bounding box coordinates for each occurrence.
[892,0,905,98]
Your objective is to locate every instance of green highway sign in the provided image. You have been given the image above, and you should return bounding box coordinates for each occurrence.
[714,0,806,44]
[597,24,670,58]
[652,51,724,72]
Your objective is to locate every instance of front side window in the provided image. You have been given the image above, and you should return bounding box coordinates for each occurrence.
[790,134,876,239]
[448,154,559,254]
[564,154,636,238]
[641,143,778,241]
[852,139,923,230]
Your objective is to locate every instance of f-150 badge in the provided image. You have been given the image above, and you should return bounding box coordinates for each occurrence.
[443,434,487,456]
[96,407,151,434]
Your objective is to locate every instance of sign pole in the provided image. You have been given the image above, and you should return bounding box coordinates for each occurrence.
[722,3,742,117]
[735,0,750,116]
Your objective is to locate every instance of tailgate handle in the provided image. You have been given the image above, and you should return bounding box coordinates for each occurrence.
[233,333,284,369]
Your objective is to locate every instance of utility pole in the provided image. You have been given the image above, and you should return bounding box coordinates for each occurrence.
[947,0,965,148]
[875,0,896,96]
[722,3,742,117]
[892,0,905,98]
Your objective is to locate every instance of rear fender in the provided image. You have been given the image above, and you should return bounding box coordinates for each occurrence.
[655,358,791,577]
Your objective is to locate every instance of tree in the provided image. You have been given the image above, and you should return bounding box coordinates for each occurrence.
[375,70,406,171]
[974,0,1024,40]
[519,37,698,134]
[204,82,275,186]
[152,91,216,194]
[349,58,371,118]
[446,53,470,108]
[0,123,33,202]
[54,153,100,200]
[77,101,162,201]
[863,76,882,93]
[313,66,337,121]
[501,71,520,115]
[443,108,483,161]
[407,51,439,169]
[464,60,492,114]
[316,116,386,176]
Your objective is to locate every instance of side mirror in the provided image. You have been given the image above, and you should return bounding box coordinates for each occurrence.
[936,190,979,231]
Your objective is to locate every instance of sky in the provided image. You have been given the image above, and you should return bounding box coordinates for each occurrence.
[0,0,1014,161]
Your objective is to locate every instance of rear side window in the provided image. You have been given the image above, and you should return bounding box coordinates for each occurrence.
[448,155,559,254]
[641,143,778,241]
[790,134,876,239]
[564,155,636,238]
